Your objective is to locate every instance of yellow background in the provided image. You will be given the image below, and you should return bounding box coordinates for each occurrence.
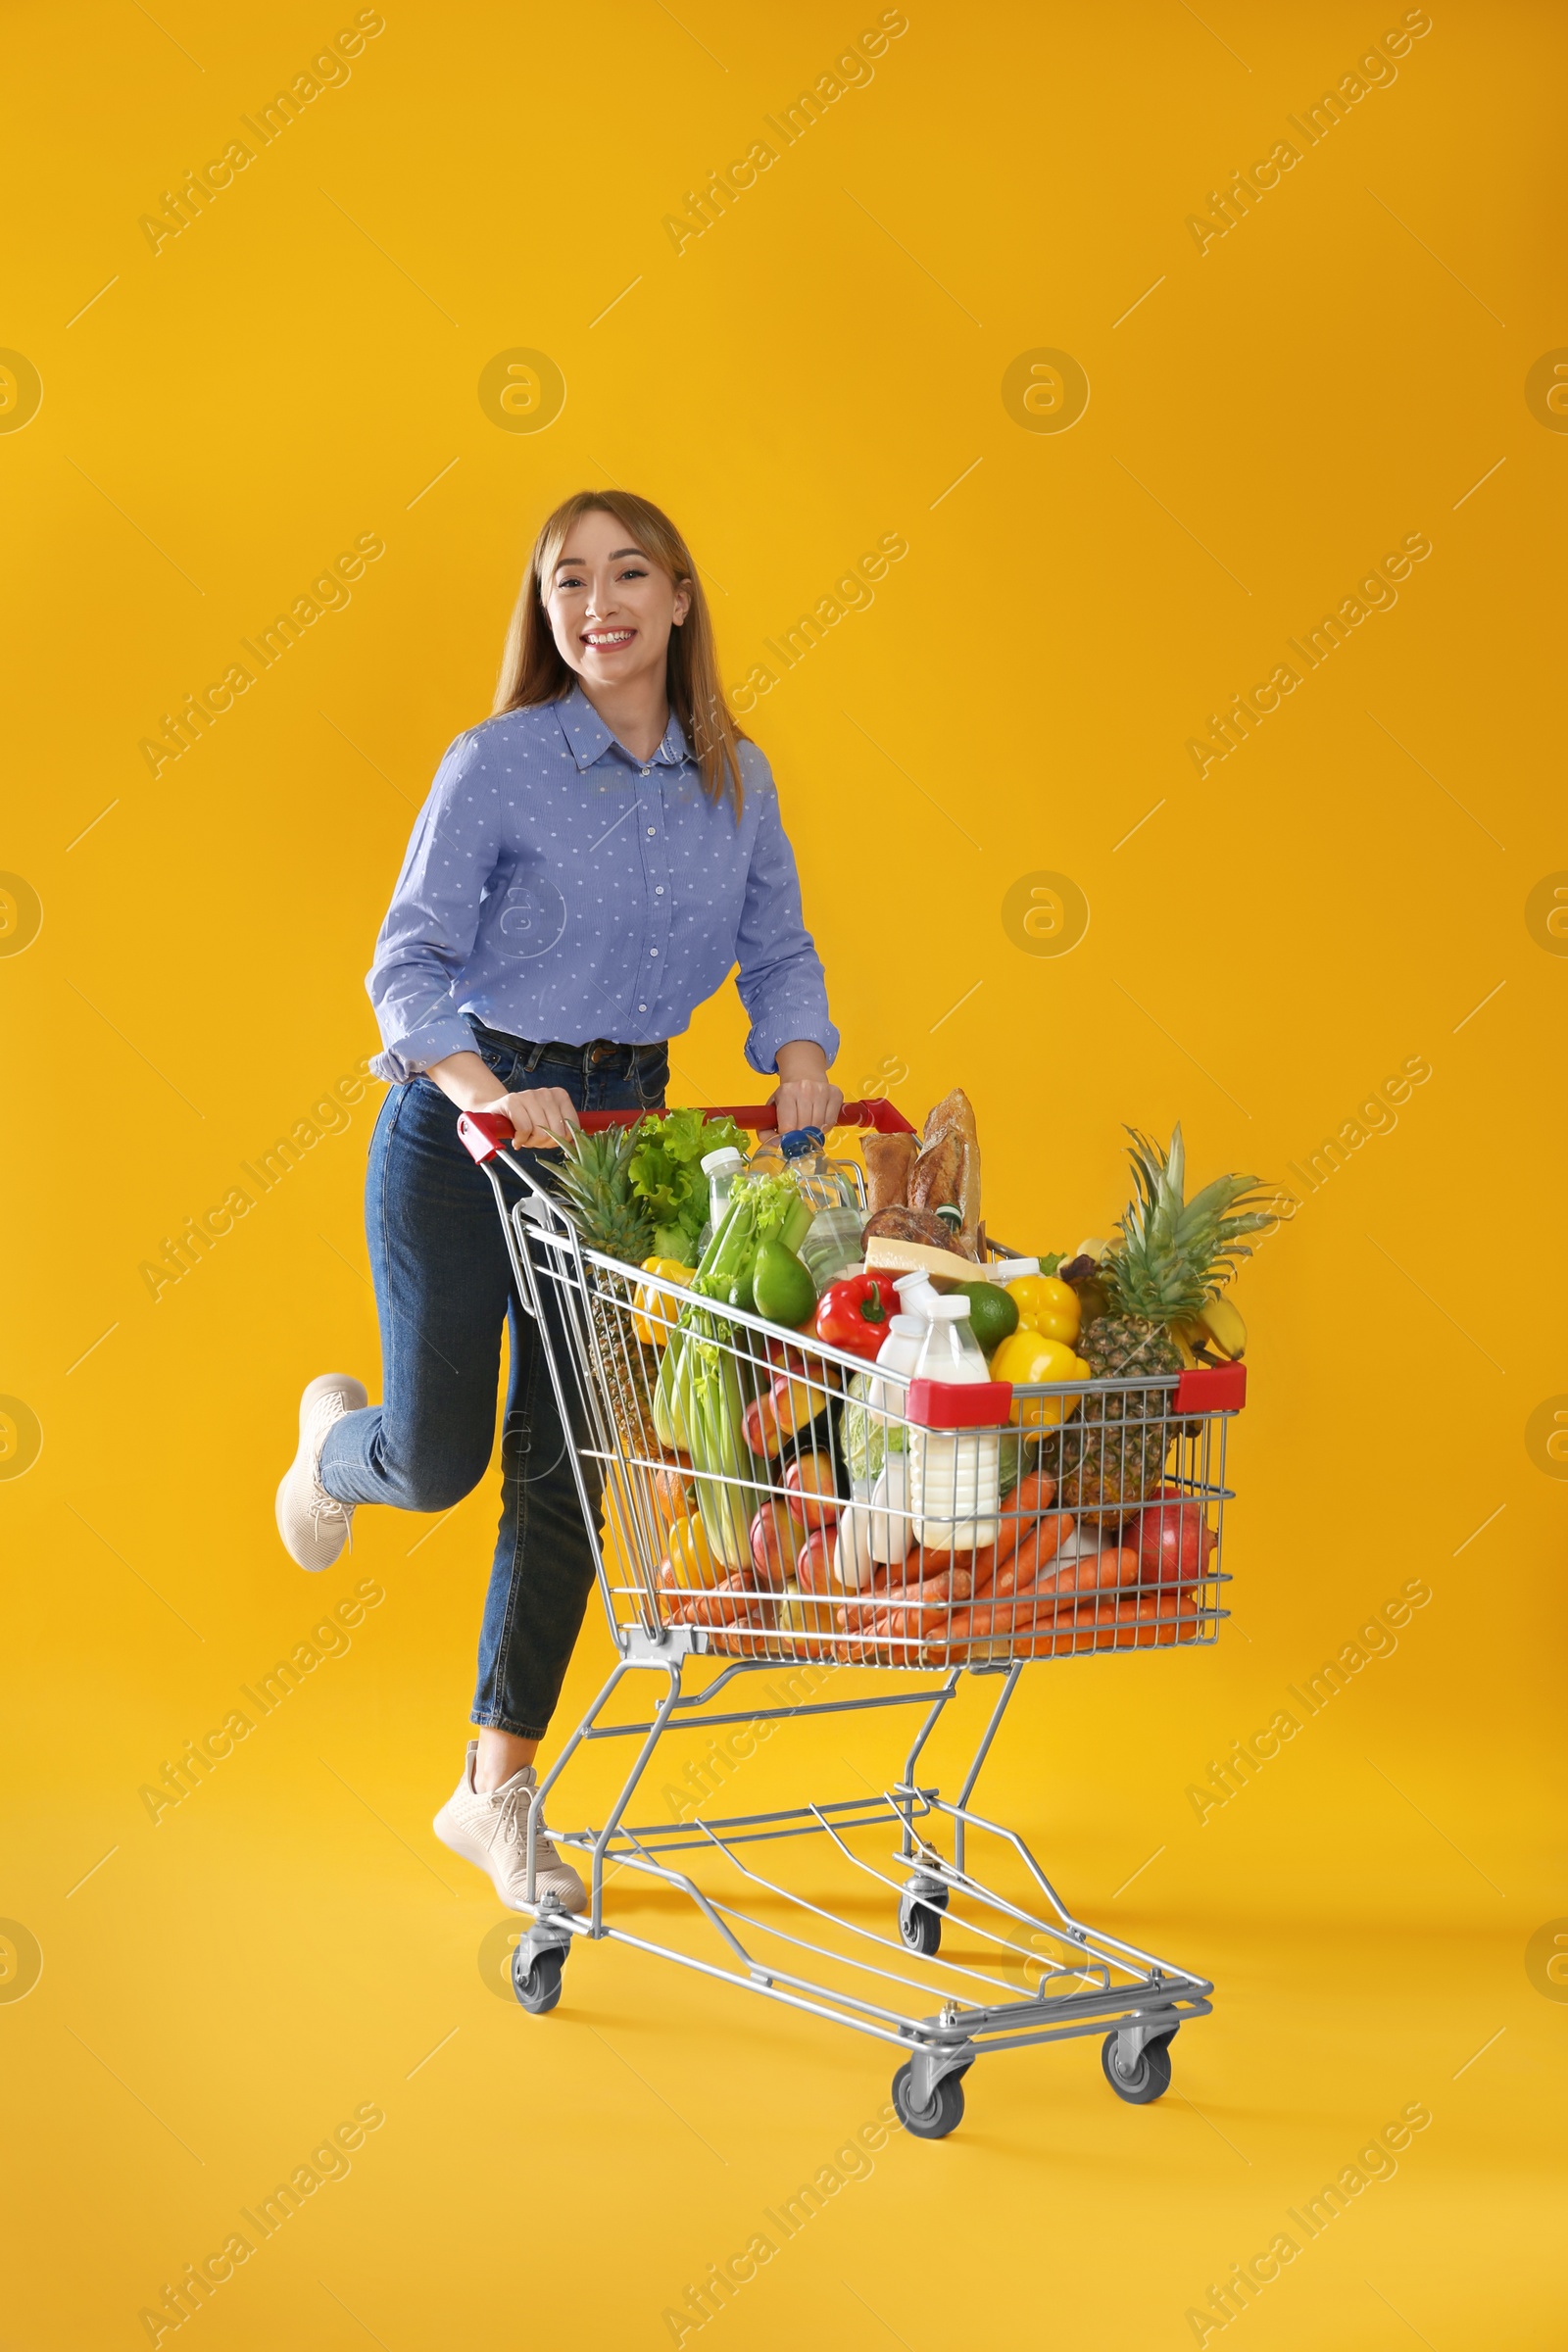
[4,2,1563,2344]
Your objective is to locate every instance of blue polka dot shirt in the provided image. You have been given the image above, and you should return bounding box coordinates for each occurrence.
[367,685,838,1083]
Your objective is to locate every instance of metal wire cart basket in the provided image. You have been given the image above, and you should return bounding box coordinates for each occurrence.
[459,1099,1248,2137]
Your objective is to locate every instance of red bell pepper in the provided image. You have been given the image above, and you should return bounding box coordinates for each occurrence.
[814,1272,902,1361]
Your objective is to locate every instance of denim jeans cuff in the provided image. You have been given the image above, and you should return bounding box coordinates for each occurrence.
[470,1710,552,1741]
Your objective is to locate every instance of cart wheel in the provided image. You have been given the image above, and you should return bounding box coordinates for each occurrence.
[1100,2029,1173,2104]
[892,2059,966,2139]
[513,1942,565,2016]
[899,1895,944,1957]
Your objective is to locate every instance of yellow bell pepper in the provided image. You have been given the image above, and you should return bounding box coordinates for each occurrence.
[667,1511,715,1588]
[1005,1274,1081,1346]
[990,1328,1092,1427]
[633,1257,695,1348]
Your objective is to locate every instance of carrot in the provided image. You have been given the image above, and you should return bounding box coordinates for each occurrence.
[836,1566,976,1664]
[1035,1545,1141,1601]
[1003,1588,1204,1659]
[990,1511,1073,1599]
[920,1470,1059,1584]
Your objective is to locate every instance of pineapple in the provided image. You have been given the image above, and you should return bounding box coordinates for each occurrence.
[546,1128,658,1455]
[1059,1127,1269,1521]
[548,1127,655,1265]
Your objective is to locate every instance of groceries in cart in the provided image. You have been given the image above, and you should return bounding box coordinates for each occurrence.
[544,1099,1265,1671]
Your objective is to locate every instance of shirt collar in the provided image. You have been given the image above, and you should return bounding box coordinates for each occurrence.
[554,682,691,773]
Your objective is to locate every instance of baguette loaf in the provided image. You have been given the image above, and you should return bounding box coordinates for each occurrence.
[863,1131,918,1213]
[919,1089,982,1242]
[907,1129,963,1217]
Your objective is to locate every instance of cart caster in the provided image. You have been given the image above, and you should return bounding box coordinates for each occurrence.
[1101,2028,1174,2104]
[898,1877,949,1957]
[892,2058,968,2139]
[513,1941,567,2016]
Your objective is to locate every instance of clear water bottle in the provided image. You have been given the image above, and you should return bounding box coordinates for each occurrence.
[745,1122,818,1181]
[696,1145,747,1257]
[774,1129,862,1293]
[908,1298,1001,1552]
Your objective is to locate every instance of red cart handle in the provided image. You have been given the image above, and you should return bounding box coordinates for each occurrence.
[459,1097,915,1165]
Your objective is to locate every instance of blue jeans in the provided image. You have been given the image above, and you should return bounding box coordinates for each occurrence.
[319,1022,668,1738]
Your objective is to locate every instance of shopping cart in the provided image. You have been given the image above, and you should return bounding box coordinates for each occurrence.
[459,1098,1246,2137]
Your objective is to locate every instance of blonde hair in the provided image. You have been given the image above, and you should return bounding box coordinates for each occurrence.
[493,489,747,814]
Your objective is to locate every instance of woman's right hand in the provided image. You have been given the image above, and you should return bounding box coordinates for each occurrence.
[488,1086,580,1151]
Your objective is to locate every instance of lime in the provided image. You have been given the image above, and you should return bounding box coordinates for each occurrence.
[956,1281,1019,1354]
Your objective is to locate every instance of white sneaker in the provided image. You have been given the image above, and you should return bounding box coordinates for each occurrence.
[275,1373,367,1572]
[433,1743,586,1914]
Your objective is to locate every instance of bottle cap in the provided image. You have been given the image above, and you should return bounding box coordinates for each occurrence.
[887,1314,925,1337]
[926,1297,971,1320]
[700,1147,746,1176]
[989,1256,1040,1281]
[780,1126,824,1158]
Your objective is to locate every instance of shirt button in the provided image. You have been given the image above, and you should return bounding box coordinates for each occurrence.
[646,826,656,836]
[650,948,659,956]
[638,1004,647,1012]
[640,766,651,777]
[655,886,665,895]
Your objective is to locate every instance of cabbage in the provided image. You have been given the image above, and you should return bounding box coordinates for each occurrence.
[841,1370,907,1487]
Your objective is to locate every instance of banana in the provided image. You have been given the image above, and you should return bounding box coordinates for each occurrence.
[1196,1295,1247,1360]
[1074,1235,1110,1264]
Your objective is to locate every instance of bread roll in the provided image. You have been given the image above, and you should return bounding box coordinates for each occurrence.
[863,1132,917,1213]
[860,1204,953,1250]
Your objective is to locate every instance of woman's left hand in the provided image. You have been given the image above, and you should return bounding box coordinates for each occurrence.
[769,1048,843,1139]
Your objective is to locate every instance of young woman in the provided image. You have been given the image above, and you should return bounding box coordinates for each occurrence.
[275,491,841,1913]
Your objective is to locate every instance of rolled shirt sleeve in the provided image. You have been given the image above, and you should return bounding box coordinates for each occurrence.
[733,752,840,1077]
[367,733,500,1083]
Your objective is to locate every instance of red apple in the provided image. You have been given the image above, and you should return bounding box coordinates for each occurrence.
[783,1453,840,1529]
[795,1530,833,1594]
[742,1396,781,1459]
[1132,1491,1217,1587]
[749,1501,795,1589]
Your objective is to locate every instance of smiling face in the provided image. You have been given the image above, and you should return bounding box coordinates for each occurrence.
[543,506,692,700]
